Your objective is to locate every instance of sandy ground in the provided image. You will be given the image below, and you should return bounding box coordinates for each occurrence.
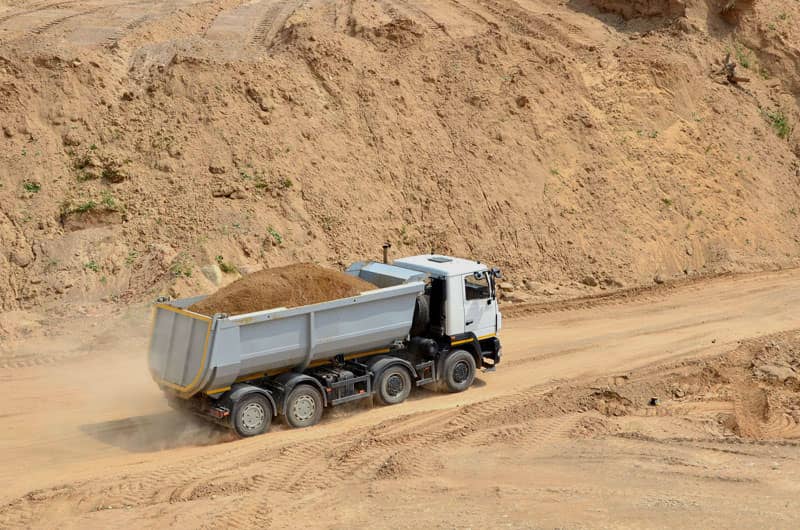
[1,0,800,527]
[1,269,799,528]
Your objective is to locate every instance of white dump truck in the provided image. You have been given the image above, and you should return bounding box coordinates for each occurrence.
[149,254,502,437]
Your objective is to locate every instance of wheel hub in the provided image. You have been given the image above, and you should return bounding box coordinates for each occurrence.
[387,374,405,396]
[453,360,470,383]
[240,402,265,431]
[292,394,316,422]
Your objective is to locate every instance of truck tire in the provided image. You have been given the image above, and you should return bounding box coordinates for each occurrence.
[410,294,430,337]
[283,385,324,429]
[232,393,273,438]
[442,350,476,393]
[375,365,412,406]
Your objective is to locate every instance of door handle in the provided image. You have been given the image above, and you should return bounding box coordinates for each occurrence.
[465,320,474,325]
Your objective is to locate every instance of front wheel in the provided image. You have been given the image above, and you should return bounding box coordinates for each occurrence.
[442,350,476,393]
[232,393,273,438]
[283,385,324,429]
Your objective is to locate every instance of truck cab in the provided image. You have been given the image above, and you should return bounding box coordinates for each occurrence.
[392,255,502,369]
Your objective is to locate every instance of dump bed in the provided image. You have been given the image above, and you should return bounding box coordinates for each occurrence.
[149,280,425,398]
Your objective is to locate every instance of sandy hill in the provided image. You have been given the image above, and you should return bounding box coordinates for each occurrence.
[1,0,799,312]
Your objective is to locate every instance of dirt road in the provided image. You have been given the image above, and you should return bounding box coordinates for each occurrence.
[1,270,799,528]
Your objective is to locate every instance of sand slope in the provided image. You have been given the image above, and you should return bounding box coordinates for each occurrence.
[1,0,799,312]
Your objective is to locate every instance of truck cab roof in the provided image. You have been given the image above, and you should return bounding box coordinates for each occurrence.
[393,255,487,279]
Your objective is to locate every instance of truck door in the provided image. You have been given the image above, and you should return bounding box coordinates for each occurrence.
[463,271,497,338]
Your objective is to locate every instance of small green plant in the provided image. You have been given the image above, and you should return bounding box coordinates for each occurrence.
[84,260,100,272]
[215,255,237,274]
[101,191,118,210]
[99,275,108,285]
[764,109,791,139]
[125,250,139,267]
[74,200,97,213]
[649,131,659,139]
[662,197,673,207]
[790,207,798,216]
[170,254,193,278]
[735,44,751,69]
[279,178,293,189]
[89,143,98,151]
[23,181,41,193]
[549,168,560,176]
[268,226,283,245]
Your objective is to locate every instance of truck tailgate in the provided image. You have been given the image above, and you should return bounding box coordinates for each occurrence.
[149,304,213,396]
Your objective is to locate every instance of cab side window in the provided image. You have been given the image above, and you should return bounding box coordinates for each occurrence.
[465,274,490,300]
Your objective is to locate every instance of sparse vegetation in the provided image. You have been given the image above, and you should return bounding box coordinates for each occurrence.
[84,260,100,272]
[268,226,283,245]
[279,177,293,189]
[125,250,139,267]
[101,191,118,210]
[23,181,41,193]
[216,255,237,274]
[170,253,193,278]
[764,109,791,139]
[662,198,673,207]
[735,45,751,69]
[73,200,98,213]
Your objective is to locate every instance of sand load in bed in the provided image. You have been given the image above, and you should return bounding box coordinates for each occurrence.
[188,263,377,316]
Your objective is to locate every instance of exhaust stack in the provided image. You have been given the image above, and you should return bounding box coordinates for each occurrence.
[382,242,391,264]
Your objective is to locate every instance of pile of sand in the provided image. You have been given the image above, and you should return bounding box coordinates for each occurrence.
[188,263,376,316]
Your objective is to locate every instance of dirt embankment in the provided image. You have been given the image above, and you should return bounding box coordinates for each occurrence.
[1,0,799,314]
[549,331,800,441]
[187,263,376,316]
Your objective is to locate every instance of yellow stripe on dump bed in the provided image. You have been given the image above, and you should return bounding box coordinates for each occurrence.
[152,304,213,397]
[154,303,212,323]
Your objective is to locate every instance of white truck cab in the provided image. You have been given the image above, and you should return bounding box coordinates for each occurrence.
[393,254,502,340]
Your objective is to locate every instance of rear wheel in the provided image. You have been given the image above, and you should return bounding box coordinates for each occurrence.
[232,393,272,438]
[375,365,412,406]
[442,350,476,393]
[283,385,323,428]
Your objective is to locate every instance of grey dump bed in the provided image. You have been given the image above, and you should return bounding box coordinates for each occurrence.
[148,265,426,398]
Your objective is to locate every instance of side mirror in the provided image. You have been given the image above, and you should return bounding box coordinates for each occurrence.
[491,267,503,279]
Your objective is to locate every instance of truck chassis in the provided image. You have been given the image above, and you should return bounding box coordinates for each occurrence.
[173,335,501,437]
